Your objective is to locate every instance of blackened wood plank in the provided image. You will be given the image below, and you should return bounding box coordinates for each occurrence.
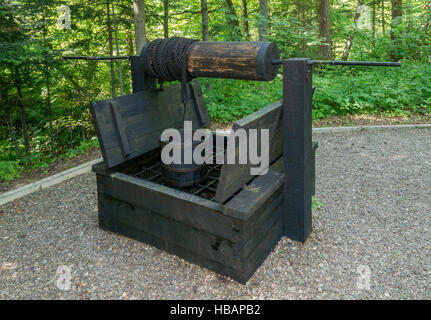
[97,173,243,242]
[98,193,244,270]
[214,100,283,204]
[99,212,249,284]
[90,80,210,168]
[223,168,284,221]
[244,216,283,279]
[283,59,313,242]
[243,199,282,258]
[110,101,132,157]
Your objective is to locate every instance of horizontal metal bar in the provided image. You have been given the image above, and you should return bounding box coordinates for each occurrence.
[311,60,401,67]
[272,59,401,67]
[62,55,131,61]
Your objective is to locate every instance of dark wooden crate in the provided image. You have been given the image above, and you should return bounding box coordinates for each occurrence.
[89,79,318,284]
[93,152,284,284]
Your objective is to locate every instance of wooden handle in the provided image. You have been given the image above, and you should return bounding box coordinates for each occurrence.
[187,42,280,81]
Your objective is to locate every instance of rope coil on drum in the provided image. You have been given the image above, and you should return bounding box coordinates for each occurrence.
[141,37,199,104]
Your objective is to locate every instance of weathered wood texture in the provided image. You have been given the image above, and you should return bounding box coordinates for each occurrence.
[187,42,280,81]
[94,157,284,284]
[90,81,209,168]
[283,59,313,242]
[214,100,283,204]
[270,141,318,196]
[130,55,156,93]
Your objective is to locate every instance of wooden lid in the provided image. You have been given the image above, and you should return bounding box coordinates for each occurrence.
[90,81,210,168]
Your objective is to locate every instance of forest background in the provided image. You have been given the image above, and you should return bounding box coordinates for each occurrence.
[0,0,429,183]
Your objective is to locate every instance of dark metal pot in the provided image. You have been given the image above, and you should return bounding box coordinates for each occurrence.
[160,129,208,188]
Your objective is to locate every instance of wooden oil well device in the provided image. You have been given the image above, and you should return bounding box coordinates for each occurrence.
[84,38,400,284]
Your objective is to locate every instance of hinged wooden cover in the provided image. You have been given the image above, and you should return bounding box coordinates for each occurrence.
[214,100,283,203]
[90,80,210,168]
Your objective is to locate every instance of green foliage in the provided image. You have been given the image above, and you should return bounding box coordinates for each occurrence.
[0,160,21,182]
[203,61,431,123]
[65,137,99,158]
[202,78,282,123]
[0,0,430,184]
[312,196,323,212]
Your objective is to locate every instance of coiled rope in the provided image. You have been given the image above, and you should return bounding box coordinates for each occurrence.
[141,37,198,104]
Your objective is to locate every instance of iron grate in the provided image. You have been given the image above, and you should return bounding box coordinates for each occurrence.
[126,147,225,201]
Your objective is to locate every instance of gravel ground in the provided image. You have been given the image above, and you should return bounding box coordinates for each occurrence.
[0,129,430,300]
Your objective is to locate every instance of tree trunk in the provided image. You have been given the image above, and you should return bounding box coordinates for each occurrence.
[318,0,331,58]
[163,0,169,39]
[133,0,146,54]
[107,0,116,98]
[2,88,22,160]
[390,0,402,40]
[241,0,249,40]
[372,0,376,46]
[382,0,386,34]
[342,0,364,61]
[390,0,402,60]
[44,67,55,157]
[259,0,268,42]
[42,15,55,157]
[126,30,134,56]
[425,1,430,41]
[224,0,242,40]
[15,67,30,163]
[201,0,209,41]
[112,3,124,96]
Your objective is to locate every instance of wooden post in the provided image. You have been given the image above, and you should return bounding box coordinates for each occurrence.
[282,59,313,242]
[130,55,155,93]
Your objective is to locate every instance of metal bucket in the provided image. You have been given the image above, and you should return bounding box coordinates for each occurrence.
[160,129,208,188]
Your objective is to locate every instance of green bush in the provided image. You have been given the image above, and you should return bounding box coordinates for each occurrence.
[202,61,431,123]
[0,161,22,182]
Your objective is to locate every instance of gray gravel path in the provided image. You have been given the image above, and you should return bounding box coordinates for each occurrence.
[1,129,430,299]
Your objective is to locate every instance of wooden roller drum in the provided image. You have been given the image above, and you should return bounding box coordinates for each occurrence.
[187,41,280,81]
[140,39,281,82]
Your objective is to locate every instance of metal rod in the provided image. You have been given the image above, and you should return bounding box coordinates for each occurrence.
[272,59,401,67]
[62,55,130,61]
[311,60,401,67]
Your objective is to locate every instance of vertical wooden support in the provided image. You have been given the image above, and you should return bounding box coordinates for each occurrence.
[283,58,313,242]
[130,55,156,93]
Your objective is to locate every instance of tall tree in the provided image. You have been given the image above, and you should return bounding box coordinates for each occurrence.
[318,0,331,58]
[224,0,242,40]
[391,0,402,40]
[163,0,169,39]
[342,0,364,61]
[112,3,124,96]
[42,15,55,157]
[241,0,250,40]
[372,0,376,46]
[391,0,402,60]
[133,0,146,54]
[201,0,209,40]
[106,0,116,97]
[382,0,386,34]
[1,85,22,160]
[14,66,30,163]
[259,0,268,41]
